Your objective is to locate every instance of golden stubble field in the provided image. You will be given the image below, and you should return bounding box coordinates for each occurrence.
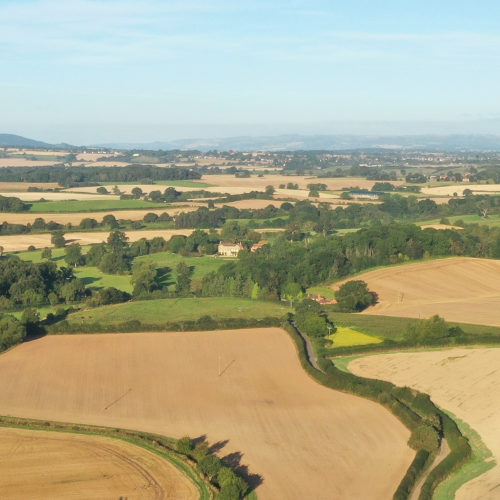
[0,205,201,226]
[349,347,500,500]
[0,427,197,500]
[0,328,413,500]
[422,184,500,196]
[334,257,500,326]
[0,228,196,252]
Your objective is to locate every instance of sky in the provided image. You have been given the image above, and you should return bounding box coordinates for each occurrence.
[1,0,500,144]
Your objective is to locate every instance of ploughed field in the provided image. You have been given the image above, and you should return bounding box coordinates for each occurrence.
[0,427,197,500]
[336,257,500,326]
[0,328,413,500]
[349,347,500,500]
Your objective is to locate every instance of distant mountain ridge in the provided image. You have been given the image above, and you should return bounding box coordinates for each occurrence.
[0,133,53,148]
[3,132,500,152]
[97,134,500,152]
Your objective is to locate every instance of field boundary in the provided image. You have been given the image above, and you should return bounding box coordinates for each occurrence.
[0,414,257,499]
[282,319,474,500]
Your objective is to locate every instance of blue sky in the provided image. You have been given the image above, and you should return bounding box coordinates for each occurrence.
[1,0,500,144]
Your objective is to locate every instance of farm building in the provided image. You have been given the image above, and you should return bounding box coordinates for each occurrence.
[251,241,268,252]
[308,294,338,305]
[218,242,245,257]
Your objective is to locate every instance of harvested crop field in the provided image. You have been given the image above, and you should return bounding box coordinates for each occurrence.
[0,182,60,192]
[0,427,197,500]
[0,229,195,252]
[349,347,500,500]
[0,191,119,201]
[335,257,500,326]
[0,329,413,500]
[422,184,500,196]
[0,207,199,225]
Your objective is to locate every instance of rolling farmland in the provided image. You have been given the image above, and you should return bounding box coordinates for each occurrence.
[334,257,500,326]
[0,328,413,500]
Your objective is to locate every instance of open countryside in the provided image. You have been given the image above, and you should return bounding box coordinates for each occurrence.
[0,329,413,500]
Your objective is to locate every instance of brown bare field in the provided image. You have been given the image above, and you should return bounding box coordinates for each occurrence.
[349,347,500,500]
[0,206,200,226]
[0,427,197,499]
[6,149,67,156]
[0,329,413,500]
[334,257,500,326]
[0,182,60,192]
[0,229,195,252]
[422,184,500,196]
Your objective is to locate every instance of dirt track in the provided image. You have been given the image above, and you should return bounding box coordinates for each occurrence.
[349,347,500,500]
[0,328,413,500]
[0,427,197,499]
[334,257,500,326]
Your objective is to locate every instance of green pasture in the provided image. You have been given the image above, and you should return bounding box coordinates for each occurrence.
[420,213,500,228]
[135,252,225,286]
[28,199,166,212]
[67,297,291,325]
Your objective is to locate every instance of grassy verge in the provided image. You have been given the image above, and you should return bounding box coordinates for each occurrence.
[433,412,495,500]
[28,199,167,212]
[0,415,214,499]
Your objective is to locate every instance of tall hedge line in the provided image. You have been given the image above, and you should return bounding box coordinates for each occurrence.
[47,316,282,334]
[282,320,472,500]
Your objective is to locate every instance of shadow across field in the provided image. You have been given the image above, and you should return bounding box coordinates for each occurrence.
[192,435,264,492]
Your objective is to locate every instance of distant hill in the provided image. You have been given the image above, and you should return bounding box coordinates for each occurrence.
[97,134,500,152]
[0,133,54,148]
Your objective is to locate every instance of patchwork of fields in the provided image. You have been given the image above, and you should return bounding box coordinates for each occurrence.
[0,328,413,500]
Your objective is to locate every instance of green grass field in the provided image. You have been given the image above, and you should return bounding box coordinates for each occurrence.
[74,267,132,292]
[327,311,500,341]
[420,213,500,228]
[66,297,291,325]
[28,199,167,212]
[135,252,225,286]
[328,326,383,348]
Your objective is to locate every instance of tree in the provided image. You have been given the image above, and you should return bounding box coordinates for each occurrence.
[0,314,26,349]
[282,281,303,306]
[408,424,440,452]
[60,279,85,303]
[265,185,275,195]
[64,244,84,267]
[175,262,192,295]
[176,436,193,455]
[131,186,143,198]
[96,186,109,195]
[131,260,159,296]
[107,230,129,254]
[336,280,375,312]
[102,214,119,228]
[51,231,66,248]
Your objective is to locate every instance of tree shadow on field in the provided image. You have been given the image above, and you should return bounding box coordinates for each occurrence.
[192,436,264,491]
[222,451,264,491]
